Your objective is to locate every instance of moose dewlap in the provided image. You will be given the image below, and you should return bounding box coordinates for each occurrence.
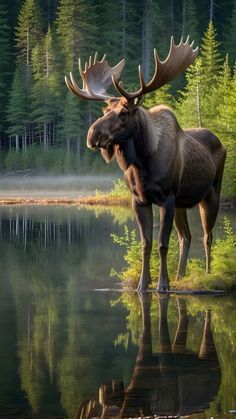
[65,36,226,292]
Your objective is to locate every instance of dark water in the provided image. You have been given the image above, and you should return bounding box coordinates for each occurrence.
[0,205,236,419]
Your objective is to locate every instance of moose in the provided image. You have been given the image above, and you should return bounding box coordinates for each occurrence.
[65,36,226,291]
[74,295,221,418]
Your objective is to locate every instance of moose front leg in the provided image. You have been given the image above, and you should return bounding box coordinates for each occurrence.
[132,197,153,291]
[157,195,175,292]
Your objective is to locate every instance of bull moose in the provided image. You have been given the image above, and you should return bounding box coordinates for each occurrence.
[74,295,221,418]
[65,36,226,291]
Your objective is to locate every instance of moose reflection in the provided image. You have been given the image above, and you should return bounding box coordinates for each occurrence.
[75,295,221,418]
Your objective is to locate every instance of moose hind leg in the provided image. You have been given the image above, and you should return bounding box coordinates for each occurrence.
[199,188,220,274]
[174,208,191,279]
[132,197,153,291]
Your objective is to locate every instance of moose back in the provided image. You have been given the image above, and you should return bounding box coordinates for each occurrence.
[65,37,226,292]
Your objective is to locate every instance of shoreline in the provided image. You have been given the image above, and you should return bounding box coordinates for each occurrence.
[0,194,131,206]
[0,195,233,207]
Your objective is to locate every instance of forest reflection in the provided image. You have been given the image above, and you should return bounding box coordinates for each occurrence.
[0,206,236,419]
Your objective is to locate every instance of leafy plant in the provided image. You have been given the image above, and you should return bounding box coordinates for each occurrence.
[111,225,178,287]
[111,218,236,291]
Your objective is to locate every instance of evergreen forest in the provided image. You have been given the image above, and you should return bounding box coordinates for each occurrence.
[0,0,235,197]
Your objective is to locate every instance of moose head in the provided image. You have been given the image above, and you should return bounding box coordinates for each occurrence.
[65,37,198,151]
[65,37,226,293]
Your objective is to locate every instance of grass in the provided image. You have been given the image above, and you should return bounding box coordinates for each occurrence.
[111,218,236,292]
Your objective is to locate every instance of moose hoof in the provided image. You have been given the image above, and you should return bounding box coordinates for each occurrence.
[136,282,149,292]
[156,282,169,293]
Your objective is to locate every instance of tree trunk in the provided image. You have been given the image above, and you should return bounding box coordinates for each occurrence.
[196,82,202,128]
[122,0,127,56]
[182,0,186,37]
[27,26,30,67]
[210,0,214,21]
[44,121,47,149]
[66,137,70,155]
[15,134,19,151]
[77,137,81,168]
[171,0,174,35]
[141,0,151,82]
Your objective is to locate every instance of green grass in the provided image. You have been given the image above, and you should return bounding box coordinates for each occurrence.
[111,218,236,291]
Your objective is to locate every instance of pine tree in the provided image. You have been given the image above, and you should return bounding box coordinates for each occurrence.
[14,0,43,150]
[198,21,223,127]
[7,62,28,151]
[200,21,222,88]
[56,0,98,73]
[31,26,60,148]
[0,2,11,136]
[60,92,81,167]
[144,84,172,109]
[15,0,42,67]
[224,1,236,66]
[99,0,141,86]
[217,64,236,197]
[175,58,204,128]
[183,0,199,43]
[140,0,170,82]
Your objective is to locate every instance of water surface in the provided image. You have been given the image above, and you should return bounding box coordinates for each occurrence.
[0,205,235,418]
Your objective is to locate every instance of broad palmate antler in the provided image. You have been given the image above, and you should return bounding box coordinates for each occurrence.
[65,36,198,103]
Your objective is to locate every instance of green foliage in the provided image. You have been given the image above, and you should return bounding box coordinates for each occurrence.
[144,84,172,108]
[111,225,178,287]
[211,217,236,278]
[176,22,236,198]
[108,179,130,198]
[7,63,28,136]
[0,1,236,188]
[111,218,236,291]
[15,0,42,65]
[224,1,236,65]
[0,3,11,131]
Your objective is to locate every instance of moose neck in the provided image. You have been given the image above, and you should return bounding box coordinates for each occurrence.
[115,106,161,172]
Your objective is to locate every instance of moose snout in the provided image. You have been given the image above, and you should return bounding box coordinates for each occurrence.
[87,124,111,149]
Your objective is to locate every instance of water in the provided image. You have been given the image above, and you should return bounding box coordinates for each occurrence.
[0,205,235,419]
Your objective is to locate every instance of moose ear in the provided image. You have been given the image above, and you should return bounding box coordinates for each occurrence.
[101,145,115,163]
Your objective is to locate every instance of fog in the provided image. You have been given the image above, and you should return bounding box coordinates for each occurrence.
[0,171,118,199]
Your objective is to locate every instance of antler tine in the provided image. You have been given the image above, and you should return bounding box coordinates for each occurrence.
[65,54,126,101]
[184,34,190,45]
[94,52,98,64]
[138,65,145,90]
[111,35,199,103]
[100,53,106,63]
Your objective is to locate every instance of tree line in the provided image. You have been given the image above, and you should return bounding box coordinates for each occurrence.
[0,0,235,190]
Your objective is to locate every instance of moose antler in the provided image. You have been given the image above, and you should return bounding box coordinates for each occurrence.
[65,52,125,101]
[112,36,199,102]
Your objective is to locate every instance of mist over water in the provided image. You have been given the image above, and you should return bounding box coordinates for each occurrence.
[0,173,119,198]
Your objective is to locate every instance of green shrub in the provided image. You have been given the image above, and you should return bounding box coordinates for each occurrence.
[111,225,178,287]
[111,218,236,291]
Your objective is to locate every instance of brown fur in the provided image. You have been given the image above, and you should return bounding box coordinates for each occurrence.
[87,102,227,291]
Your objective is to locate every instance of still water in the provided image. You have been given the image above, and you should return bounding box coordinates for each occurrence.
[0,205,236,419]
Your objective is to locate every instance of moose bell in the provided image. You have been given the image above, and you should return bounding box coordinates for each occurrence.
[65,36,226,292]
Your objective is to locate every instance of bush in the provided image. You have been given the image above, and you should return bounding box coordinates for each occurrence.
[111,218,236,291]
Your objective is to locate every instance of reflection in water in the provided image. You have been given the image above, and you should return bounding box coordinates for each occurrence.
[0,206,235,419]
[76,295,221,418]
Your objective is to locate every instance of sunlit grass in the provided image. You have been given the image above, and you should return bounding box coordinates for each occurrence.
[111,218,236,292]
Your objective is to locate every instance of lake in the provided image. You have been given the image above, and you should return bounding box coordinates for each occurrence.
[0,205,235,418]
